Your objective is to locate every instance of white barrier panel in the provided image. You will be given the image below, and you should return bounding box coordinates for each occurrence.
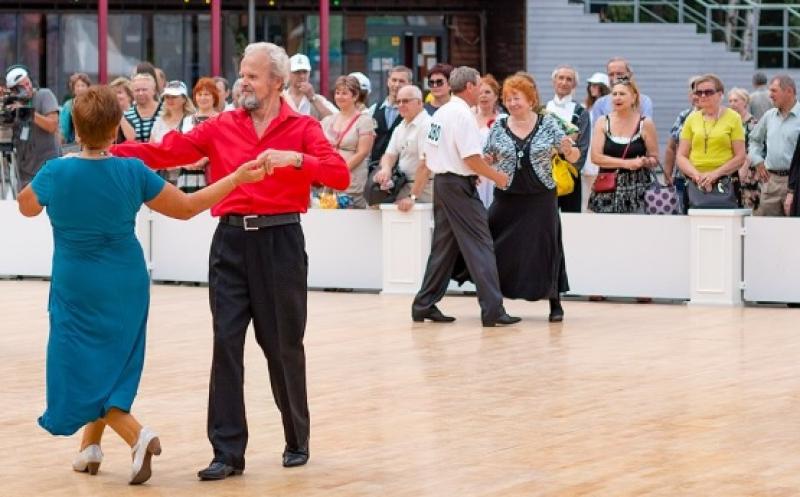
[688,209,749,306]
[149,209,384,289]
[380,203,433,294]
[560,213,691,299]
[150,210,216,282]
[0,200,52,277]
[301,209,383,290]
[744,216,800,303]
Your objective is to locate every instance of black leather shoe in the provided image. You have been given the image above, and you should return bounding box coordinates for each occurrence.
[548,309,564,323]
[282,447,309,467]
[482,313,522,327]
[197,461,243,481]
[412,306,456,323]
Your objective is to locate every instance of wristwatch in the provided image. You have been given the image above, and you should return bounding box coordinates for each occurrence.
[293,153,303,169]
[409,194,417,202]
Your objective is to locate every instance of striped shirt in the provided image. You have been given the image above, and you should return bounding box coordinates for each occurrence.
[124,102,161,142]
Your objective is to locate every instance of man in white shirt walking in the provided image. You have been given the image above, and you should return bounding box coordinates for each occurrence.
[411,66,520,327]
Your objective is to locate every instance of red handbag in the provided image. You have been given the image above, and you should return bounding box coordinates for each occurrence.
[592,171,617,193]
[592,119,639,194]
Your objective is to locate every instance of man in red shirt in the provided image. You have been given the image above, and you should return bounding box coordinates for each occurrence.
[112,42,349,481]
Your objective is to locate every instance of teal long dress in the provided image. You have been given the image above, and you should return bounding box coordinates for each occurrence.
[31,156,165,436]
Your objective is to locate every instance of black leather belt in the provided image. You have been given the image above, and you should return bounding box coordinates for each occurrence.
[768,169,790,177]
[220,213,300,231]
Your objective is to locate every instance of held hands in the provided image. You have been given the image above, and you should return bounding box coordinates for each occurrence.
[256,149,299,175]
[696,171,721,191]
[231,160,267,186]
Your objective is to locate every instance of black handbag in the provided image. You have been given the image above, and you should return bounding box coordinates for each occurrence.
[364,166,409,206]
[686,176,738,209]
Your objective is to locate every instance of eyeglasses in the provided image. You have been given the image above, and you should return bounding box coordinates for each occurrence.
[428,78,447,88]
[396,98,420,105]
[694,89,719,97]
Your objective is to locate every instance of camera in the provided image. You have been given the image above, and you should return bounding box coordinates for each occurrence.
[0,87,33,128]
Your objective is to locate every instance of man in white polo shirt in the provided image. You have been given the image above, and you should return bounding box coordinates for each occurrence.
[373,85,433,211]
[411,66,521,327]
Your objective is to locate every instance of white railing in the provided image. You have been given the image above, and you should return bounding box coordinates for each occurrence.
[582,0,800,69]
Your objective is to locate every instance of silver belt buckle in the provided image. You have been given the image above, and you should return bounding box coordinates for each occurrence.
[242,215,259,231]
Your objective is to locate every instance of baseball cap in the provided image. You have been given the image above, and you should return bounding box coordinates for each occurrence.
[5,65,29,88]
[289,54,312,73]
[587,72,610,87]
[349,72,371,94]
[162,80,188,97]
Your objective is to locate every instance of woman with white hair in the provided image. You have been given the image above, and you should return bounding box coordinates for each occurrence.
[728,87,759,209]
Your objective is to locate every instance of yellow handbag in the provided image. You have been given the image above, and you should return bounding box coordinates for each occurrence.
[551,153,578,197]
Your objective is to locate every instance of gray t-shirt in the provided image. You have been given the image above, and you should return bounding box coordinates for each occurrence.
[14,88,61,187]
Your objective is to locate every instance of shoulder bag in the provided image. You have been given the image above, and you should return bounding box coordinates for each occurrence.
[592,116,640,194]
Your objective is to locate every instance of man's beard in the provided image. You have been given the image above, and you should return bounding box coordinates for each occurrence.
[239,93,261,111]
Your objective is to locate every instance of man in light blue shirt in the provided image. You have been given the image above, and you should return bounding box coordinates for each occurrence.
[748,74,800,216]
[590,57,654,122]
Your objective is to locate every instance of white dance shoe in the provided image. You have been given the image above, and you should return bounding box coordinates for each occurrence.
[129,426,161,485]
[72,444,103,475]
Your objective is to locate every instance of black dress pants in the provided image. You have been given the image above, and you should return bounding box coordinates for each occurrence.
[206,221,309,470]
[412,173,505,323]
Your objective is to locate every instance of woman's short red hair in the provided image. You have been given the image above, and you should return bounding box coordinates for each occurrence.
[502,72,541,110]
[193,77,221,109]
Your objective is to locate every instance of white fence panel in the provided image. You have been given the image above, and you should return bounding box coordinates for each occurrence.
[743,217,800,303]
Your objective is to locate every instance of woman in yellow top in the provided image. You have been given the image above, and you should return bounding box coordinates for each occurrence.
[676,73,745,197]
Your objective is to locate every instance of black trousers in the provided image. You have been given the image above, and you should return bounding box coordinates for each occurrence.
[412,173,505,323]
[207,222,309,470]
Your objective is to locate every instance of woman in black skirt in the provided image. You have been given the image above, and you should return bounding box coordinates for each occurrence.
[484,72,580,322]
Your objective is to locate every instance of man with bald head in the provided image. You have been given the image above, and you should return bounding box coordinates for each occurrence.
[112,42,349,480]
[373,84,433,210]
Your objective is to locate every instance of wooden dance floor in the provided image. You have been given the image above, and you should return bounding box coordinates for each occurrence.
[3,280,800,496]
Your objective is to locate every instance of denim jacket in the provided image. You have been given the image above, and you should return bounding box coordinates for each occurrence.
[483,113,566,190]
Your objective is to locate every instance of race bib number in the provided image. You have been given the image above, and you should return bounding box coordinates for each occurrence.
[426,122,442,146]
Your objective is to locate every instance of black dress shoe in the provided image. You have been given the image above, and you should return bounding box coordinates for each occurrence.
[482,313,522,327]
[548,309,564,322]
[197,461,243,481]
[282,447,309,467]
[412,306,456,323]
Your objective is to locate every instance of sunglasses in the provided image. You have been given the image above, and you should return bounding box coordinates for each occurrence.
[396,98,420,105]
[428,78,447,88]
[694,89,719,97]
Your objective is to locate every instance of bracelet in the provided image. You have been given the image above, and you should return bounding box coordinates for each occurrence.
[294,152,303,169]
[228,175,238,188]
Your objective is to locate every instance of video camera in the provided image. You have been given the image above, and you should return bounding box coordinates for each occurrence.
[0,87,33,128]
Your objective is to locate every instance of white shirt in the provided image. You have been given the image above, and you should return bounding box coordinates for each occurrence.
[546,94,577,124]
[423,96,484,176]
[384,110,432,180]
[281,89,338,118]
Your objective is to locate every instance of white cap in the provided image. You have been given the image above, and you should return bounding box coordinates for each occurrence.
[289,54,312,73]
[162,80,188,97]
[587,72,610,87]
[349,72,371,94]
[5,66,29,88]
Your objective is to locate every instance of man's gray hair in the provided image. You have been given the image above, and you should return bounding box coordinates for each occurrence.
[551,64,579,84]
[771,74,796,93]
[449,66,480,94]
[606,56,633,75]
[753,72,768,86]
[243,42,290,85]
[398,85,423,100]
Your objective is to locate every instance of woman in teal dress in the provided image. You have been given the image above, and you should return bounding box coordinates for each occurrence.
[17,85,265,485]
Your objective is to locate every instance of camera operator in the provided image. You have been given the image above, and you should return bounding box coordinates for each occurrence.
[4,65,60,191]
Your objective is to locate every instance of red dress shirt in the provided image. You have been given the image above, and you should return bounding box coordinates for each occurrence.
[111,100,349,217]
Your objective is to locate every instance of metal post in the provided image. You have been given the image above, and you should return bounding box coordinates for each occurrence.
[211,0,221,77]
[98,0,108,83]
[479,11,486,74]
[585,0,591,15]
[753,7,760,68]
[784,9,789,69]
[248,0,256,43]
[634,0,640,23]
[705,6,711,35]
[320,0,330,97]
[678,0,684,23]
